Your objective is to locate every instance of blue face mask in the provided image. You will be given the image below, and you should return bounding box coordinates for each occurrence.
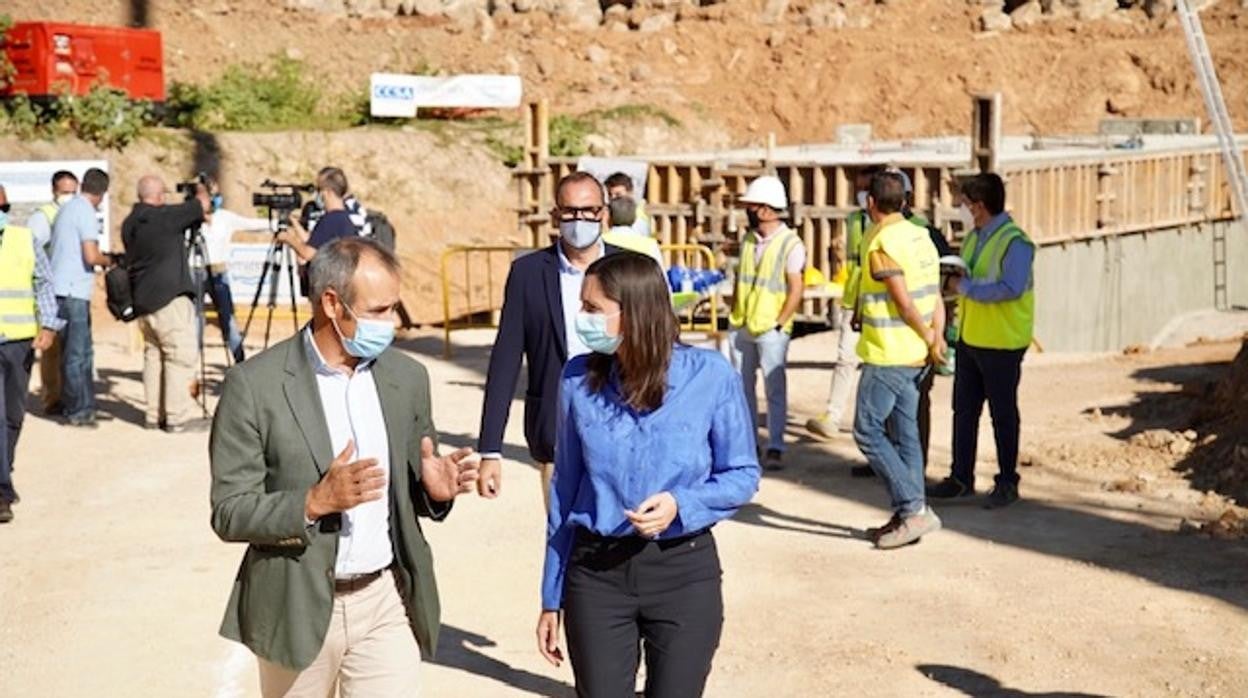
[334,303,395,359]
[0,212,7,231]
[210,194,224,211]
[575,311,621,354]
[559,219,602,250]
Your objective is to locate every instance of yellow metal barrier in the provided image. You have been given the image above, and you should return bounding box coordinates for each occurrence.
[660,243,720,337]
[441,245,534,358]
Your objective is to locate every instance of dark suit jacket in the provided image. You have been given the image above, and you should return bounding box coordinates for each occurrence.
[479,243,619,463]
[210,333,450,670]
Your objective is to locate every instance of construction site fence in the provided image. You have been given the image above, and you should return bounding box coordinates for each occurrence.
[439,243,722,358]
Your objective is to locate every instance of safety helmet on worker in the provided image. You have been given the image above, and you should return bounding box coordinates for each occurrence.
[740,175,788,211]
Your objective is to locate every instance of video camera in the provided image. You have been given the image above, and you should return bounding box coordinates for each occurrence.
[176,171,210,199]
[252,179,315,225]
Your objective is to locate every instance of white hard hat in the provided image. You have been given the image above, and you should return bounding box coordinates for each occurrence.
[739,175,788,210]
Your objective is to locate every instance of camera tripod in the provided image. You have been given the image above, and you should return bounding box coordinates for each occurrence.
[185,227,225,419]
[241,214,301,350]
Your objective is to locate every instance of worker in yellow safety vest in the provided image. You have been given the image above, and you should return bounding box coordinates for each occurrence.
[603,195,664,267]
[24,170,79,416]
[851,171,946,549]
[0,183,67,524]
[728,175,806,471]
[605,171,652,238]
[807,165,881,441]
[927,172,1035,509]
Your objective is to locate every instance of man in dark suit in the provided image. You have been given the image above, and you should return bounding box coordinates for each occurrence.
[477,172,619,506]
[210,237,479,696]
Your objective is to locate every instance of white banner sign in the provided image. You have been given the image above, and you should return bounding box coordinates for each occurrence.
[227,243,306,309]
[369,73,523,117]
[0,159,111,251]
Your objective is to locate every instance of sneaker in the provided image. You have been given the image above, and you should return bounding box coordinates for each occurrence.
[875,507,942,549]
[805,414,840,440]
[164,417,212,434]
[984,482,1020,509]
[865,513,902,542]
[764,449,784,471]
[850,465,877,478]
[0,500,13,524]
[66,412,98,428]
[926,476,974,499]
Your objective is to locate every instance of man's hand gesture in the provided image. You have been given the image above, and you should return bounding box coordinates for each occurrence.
[305,440,385,521]
[419,437,479,503]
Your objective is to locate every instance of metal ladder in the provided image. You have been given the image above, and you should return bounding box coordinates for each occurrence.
[1177,0,1246,310]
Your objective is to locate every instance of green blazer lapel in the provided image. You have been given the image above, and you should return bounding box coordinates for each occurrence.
[373,352,410,485]
[283,336,334,476]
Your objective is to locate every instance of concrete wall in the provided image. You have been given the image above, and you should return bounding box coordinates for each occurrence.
[1033,220,1248,352]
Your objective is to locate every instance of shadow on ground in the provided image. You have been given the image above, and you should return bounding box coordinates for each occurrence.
[433,625,573,697]
[917,664,1111,697]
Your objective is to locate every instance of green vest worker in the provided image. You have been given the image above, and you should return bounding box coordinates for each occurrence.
[729,175,806,471]
[851,171,945,549]
[927,172,1035,509]
[0,182,68,524]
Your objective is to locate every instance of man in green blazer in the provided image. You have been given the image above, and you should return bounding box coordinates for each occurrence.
[210,236,479,696]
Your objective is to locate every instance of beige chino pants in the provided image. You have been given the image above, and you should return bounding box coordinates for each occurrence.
[257,569,422,698]
[136,296,197,427]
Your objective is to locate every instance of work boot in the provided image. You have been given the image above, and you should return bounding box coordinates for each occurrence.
[805,414,841,440]
[0,500,13,524]
[764,449,784,471]
[984,481,1020,509]
[875,507,942,549]
[926,476,974,499]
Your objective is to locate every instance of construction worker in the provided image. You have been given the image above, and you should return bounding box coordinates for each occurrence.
[927,172,1035,509]
[605,172,651,237]
[852,171,944,549]
[26,170,78,415]
[807,166,879,441]
[728,175,806,471]
[603,195,664,266]
[0,184,66,523]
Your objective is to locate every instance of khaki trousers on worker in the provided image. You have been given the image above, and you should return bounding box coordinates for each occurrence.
[136,296,197,427]
[38,334,62,412]
[257,569,421,698]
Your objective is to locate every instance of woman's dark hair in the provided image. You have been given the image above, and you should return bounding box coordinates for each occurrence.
[584,252,679,412]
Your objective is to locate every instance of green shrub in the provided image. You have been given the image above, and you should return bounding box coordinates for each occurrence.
[550,114,592,158]
[165,55,327,131]
[49,84,153,150]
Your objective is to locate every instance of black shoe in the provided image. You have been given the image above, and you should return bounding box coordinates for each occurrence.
[984,482,1020,509]
[66,412,98,428]
[764,449,784,471]
[164,417,212,434]
[926,476,974,499]
[0,500,13,524]
[850,465,877,478]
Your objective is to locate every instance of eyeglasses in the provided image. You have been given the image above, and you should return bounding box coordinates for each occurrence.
[0,204,10,213]
[556,206,604,222]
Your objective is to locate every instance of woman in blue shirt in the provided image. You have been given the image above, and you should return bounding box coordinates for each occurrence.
[536,252,761,697]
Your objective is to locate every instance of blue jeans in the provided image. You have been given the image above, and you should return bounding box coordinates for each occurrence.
[56,296,95,420]
[204,269,244,363]
[729,328,790,453]
[854,364,926,516]
[0,339,34,503]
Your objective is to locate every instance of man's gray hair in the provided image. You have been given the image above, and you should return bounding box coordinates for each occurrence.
[308,237,401,307]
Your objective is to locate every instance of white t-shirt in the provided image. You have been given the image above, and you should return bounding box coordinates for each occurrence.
[753,224,806,274]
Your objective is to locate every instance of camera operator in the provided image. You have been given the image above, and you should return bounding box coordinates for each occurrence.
[121,175,211,433]
[200,182,269,364]
[277,167,358,263]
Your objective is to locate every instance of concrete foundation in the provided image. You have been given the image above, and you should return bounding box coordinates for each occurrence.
[1033,221,1248,352]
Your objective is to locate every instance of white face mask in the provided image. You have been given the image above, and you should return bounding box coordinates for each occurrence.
[856,190,869,210]
[54,193,74,206]
[559,219,603,250]
[956,204,976,230]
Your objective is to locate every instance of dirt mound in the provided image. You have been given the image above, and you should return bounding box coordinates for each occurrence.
[5,1,1248,145]
[1182,337,1248,507]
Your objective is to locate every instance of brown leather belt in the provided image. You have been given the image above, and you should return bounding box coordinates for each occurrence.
[333,568,385,593]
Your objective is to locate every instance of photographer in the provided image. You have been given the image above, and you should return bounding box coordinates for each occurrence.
[121,175,211,433]
[277,167,358,263]
[200,182,269,363]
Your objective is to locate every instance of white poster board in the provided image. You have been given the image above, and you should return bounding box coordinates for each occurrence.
[0,159,111,251]
[370,73,523,117]
[227,243,306,309]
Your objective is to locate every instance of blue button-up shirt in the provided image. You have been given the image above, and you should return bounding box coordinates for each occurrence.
[542,345,761,609]
[958,212,1035,303]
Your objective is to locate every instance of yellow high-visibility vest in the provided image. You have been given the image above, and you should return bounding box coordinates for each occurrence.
[0,225,39,341]
[856,216,940,366]
[730,226,801,335]
[959,220,1035,350]
[841,210,869,309]
[38,202,59,224]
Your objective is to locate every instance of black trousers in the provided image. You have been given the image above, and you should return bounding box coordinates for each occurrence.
[952,340,1026,487]
[0,339,34,503]
[563,528,723,698]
